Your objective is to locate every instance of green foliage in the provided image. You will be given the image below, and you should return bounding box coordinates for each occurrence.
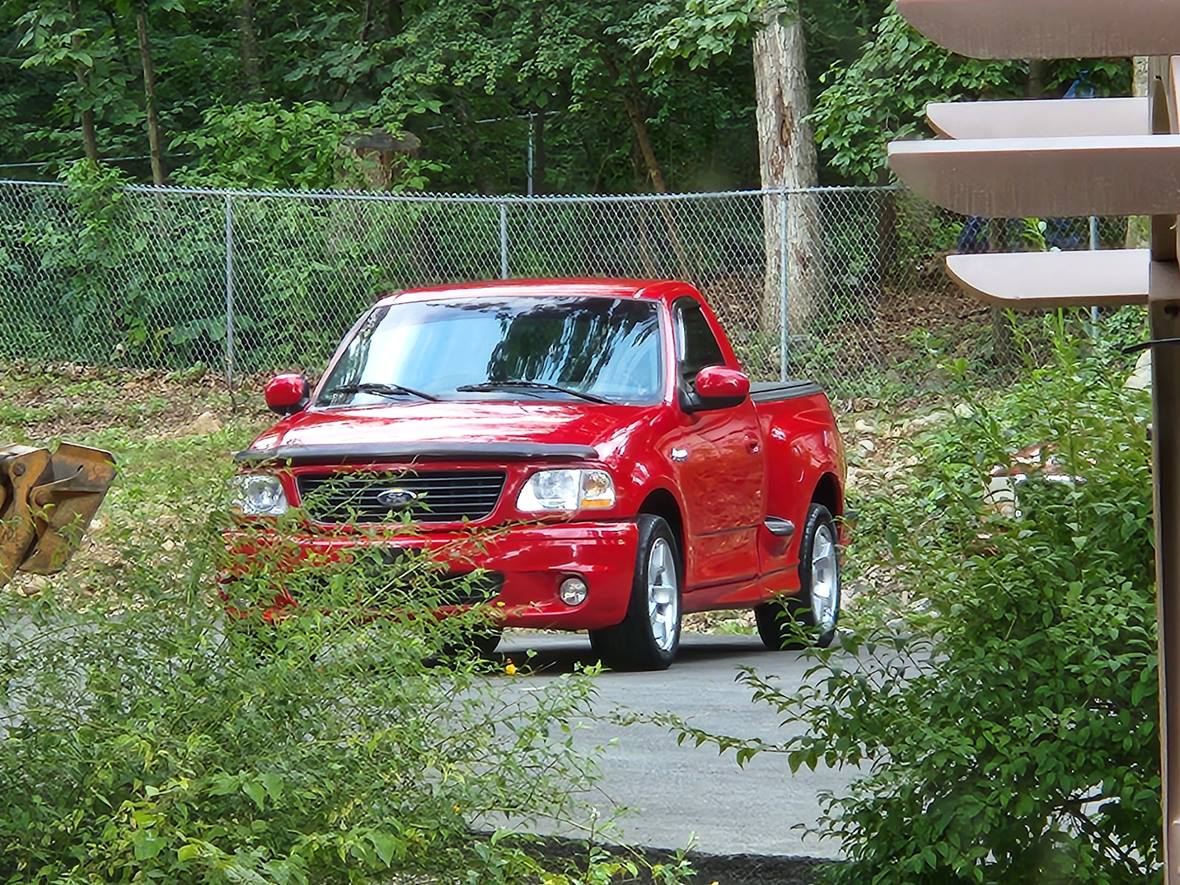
[1,162,498,370]
[672,324,1161,881]
[636,0,766,72]
[0,0,1136,192]
[811,8,1132,183]
[0,0,765,193]
[811,8,1023,182]
[172,101,433,191]
[0,437,683,884]
[15,4,93,72]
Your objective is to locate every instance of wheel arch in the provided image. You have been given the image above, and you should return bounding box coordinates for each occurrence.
[638,487,685,561]
[811,471,844,518]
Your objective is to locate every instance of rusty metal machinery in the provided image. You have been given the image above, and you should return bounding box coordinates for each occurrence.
[0,443,116,586]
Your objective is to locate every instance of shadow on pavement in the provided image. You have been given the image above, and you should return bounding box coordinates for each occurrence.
[497,632,784,676]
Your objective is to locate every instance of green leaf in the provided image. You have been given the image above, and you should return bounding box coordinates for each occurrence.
[176,844,202,862]
[369,831,400,866]
[243,780,267,810]
[132,831,167,861]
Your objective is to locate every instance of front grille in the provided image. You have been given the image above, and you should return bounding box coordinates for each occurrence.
[297,471,507,524]
[293,565,503,608]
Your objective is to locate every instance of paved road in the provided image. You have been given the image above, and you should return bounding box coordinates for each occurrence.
[497,631,855,859]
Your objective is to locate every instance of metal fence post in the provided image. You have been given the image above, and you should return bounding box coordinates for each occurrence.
[778,190,790,382]
[224,193,236,401]
[498,201,509,279]
[1089,215,1101,328]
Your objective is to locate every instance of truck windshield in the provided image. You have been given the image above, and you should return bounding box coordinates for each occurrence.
[318,296,664,406]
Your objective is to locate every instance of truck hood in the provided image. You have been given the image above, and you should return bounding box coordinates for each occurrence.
[245,401,654,463]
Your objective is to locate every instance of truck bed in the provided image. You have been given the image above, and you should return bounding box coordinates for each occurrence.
[749,380,823,403]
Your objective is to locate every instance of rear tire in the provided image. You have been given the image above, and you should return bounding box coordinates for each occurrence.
[589,515,681,671]
[756,504,840,650]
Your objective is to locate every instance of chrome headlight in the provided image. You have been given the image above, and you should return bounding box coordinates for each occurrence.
[516,469,615,513]
[230,474,289,517]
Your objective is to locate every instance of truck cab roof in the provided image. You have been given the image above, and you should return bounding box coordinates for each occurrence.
[375,278,698,307]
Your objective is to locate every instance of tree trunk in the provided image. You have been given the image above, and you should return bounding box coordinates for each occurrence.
[602,52,671,193]
[237,0,263,97]
[987,218,1013,363]
[136,3,167,185]
[872,183,898,291]
[754,4,823,374]
[1127,57,1152,248]
[336,0,375,101]
[386,0,403,36]
[619,90,667,193]
[1026,59,1048,98]
[607,57,690,277]
[69,0,99,163]
[455,101,492,195]
[530,110,547,195]
[624,92,691,276]
[105,8,134,71]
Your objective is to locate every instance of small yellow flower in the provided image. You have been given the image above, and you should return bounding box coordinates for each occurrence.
[452,804,461,814]
[495,601,506,607]
[504,661,518,676]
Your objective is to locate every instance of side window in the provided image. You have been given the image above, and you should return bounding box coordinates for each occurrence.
[674,299,726,379]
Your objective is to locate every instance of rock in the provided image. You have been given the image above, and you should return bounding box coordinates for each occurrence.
[187,410,222,436]
[905,410,952,431]
[854,418,876,433]
[1127,350,1152,392]
[953,403,974,418]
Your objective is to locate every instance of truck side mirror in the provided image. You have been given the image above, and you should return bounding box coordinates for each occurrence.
[685,366,750,413]
[264,373,310,415]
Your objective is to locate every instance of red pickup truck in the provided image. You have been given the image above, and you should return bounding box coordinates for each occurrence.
[231,279,846,670]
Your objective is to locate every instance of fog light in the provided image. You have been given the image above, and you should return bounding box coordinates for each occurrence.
[559,576,589,606]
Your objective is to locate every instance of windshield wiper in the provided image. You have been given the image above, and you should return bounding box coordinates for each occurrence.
[455,380,613,405]
[323,382,439,402]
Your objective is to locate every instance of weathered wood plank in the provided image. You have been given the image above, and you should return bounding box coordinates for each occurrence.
[927,98,1149,139]
[889,135,1180,216]
[944,250,1169,309]
[897,0,1180,59]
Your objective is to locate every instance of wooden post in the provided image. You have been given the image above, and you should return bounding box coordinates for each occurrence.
[888,2,1180,879]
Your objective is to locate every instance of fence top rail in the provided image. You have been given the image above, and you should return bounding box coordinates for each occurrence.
[0,178,903,204]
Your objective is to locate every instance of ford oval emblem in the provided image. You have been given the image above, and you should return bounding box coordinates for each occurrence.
[376,488,418,510]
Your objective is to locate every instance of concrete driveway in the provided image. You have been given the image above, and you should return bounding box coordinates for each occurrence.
[497,631,856,860]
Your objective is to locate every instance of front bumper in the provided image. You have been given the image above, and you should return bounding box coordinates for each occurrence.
[225,520,639,631]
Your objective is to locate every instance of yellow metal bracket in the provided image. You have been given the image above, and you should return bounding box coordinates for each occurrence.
[0,443,116,584]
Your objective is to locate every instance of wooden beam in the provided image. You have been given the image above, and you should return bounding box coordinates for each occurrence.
[896,0,1180,59]
[927,98,1149,140]
[944,249,1163,310]
[889,135,1180,216]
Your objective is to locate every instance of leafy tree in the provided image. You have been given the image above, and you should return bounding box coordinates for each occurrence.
[811,7,1131,183]
[1,0,766,192]
[0,0,1131,193]
[10,0,107,161]
[173,100,436,190]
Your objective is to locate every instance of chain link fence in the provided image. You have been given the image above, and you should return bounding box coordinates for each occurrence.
[0,179,1132,396]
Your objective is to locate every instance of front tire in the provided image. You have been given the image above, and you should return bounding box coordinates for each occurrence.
[589,515,682,671]
[440,624,503,663]
[756,504,841,650]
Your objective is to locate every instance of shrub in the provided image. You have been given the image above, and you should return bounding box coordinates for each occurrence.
[0,453,683,884]
[678,322,1160,882]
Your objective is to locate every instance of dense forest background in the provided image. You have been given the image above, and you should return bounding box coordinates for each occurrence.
[1,0,1133,193]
